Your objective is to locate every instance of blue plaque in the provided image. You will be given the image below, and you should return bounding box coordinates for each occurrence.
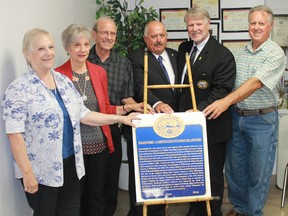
[132,112,211,203]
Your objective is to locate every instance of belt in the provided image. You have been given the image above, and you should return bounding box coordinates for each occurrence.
[233,106,276,116]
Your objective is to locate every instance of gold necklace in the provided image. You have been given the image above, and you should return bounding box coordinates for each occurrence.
[73,71,88,101]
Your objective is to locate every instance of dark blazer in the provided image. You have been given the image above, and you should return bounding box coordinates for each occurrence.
[129,47,179,111]
[178,36,236,144]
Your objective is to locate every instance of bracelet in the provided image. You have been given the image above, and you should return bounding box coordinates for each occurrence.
[113,115,119,124]
[123,105,128,113]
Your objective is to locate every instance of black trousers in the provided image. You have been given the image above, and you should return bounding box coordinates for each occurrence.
[103,124,122,216]
[124,126,165,216]
[186,141,227,216]
[23,154,80,216]
[80,148,109,216]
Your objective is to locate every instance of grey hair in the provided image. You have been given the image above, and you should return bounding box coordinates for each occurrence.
[248,5,274,25]
[22,28,54,65]
[143,20,165,37]
[184,6,210,23]
[92,16,117,32]
[61,24,91,50]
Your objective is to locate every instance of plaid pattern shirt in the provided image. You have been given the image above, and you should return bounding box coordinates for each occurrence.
[235,39,285,109]
[88,45,134,105]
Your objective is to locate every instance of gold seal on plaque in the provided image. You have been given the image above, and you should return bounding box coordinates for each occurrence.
[153,114,185,138]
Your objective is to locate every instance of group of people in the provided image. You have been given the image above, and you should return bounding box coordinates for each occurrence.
[1,4,285,216]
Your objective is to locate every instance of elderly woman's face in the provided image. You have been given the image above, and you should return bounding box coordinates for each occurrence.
[28,34,55,73]
[66,36,90,64]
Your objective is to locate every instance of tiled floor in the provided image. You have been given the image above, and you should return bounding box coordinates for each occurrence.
[115,175,288,216]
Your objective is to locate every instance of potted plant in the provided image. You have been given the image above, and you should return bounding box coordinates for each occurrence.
[96,0,158,56]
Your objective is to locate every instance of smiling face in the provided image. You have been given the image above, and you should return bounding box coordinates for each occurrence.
[249,10,273,50]
[92,19,117,52]
[186,15,210,45]
[26,34,55,73]
[143,21,167,55]
[66,35,90,64]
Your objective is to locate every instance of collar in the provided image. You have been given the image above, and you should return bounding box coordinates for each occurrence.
[193,34,210,53]
[90,44,117,63]
[246,39,271,53]
[152,50,169,61]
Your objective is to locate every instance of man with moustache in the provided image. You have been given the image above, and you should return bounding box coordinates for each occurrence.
[178,6,236,216]
[128,20,178,216]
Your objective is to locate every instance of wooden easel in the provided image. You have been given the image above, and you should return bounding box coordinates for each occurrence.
[143,51,197,113]
[141,49,214,216]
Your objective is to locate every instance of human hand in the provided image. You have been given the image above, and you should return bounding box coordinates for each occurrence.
[119,112,141,127]
[186,108,199,112]
[146,104,155,114]
[154,102,174,114]
[125,103,154,114]
[23,170,38,194]
[203,98,230,119]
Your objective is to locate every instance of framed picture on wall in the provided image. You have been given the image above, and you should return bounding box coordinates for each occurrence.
[222,39,250,56]
[221,8,250,32]
[159,8,188,32]
[272,15,288,47]
[190,0,220,20]
[209,22,219,41]
[167,38,188,51]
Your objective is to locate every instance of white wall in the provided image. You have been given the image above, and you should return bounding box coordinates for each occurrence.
[266,0,288,14]
[0,0,95,215]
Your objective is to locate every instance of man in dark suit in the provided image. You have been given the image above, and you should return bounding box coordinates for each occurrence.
[178,6,236,216]
[128,20,178,216]
[130,21,178,113]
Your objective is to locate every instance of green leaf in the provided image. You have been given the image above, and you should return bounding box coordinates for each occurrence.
[95,0,157,56]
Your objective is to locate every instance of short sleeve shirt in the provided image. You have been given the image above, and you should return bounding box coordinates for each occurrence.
[2,68,90,187]
[234,39,285,109]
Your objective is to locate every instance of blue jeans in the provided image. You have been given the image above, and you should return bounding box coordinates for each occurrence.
[225,108,278,216]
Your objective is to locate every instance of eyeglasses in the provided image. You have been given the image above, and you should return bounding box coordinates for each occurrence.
[96,31,117,38]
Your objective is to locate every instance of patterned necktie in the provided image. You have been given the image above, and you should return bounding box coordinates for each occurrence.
[190,46,198,65]
[158,56,170,83]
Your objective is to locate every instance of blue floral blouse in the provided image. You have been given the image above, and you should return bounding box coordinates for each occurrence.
[2,67,90,187]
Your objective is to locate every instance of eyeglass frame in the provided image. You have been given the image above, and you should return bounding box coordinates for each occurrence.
[96,31,117,38]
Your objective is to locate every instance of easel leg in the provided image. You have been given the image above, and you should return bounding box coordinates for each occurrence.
[206,200,212,216]
[143,204,147,216]
[281,164,288,208]
[165,204,168,216]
